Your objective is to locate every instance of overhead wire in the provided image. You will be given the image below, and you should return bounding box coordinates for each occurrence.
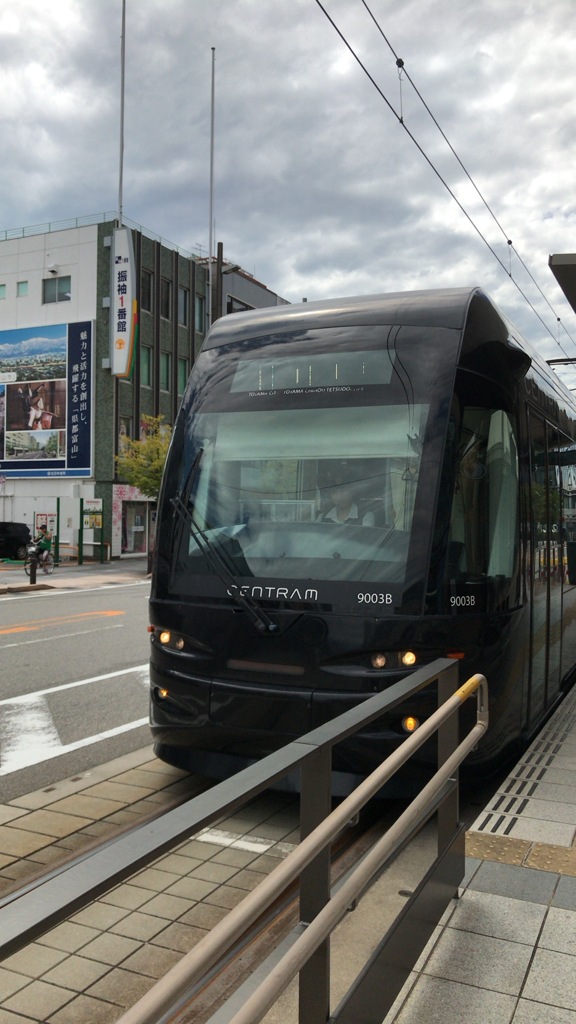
[359,0,576,357]
[313,0,576,360]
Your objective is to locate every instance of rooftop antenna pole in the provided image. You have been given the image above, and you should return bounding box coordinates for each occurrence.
[118,0,126,228]
[208,46,215,328]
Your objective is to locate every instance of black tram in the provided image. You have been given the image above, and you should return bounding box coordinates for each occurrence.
[149,288,576,792]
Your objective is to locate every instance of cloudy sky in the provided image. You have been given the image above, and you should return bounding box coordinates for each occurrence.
[2,0,576,382]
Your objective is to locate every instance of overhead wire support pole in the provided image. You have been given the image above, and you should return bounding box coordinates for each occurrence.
[207,46,215,329]
[118,0,126,229]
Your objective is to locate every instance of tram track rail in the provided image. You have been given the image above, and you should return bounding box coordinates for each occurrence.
[171,816,386,1024]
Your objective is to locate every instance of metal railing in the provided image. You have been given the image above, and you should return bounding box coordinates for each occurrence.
[0,212,205,258]
[115,662,488,1024]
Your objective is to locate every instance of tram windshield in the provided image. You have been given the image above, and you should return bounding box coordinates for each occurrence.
[177,403,427,583]
[168,325,456,590]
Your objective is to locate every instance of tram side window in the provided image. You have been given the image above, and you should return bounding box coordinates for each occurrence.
[447,408,519,598]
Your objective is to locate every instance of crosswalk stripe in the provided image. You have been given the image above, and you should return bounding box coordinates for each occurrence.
[0,665,150,776]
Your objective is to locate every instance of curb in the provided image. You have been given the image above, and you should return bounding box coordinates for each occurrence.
[0,583,54,594]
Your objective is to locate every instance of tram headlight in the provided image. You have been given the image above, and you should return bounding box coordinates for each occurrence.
[154,629,185,651]
[402,715,420,733]
[371,653,387,669]
[368,650,418,670]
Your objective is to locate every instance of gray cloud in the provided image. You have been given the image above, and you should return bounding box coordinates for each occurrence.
[1,0,576,385]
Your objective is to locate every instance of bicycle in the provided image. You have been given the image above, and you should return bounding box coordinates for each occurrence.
[24,545,55,576]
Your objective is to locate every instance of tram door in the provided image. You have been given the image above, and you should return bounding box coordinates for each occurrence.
[528,414,563,726]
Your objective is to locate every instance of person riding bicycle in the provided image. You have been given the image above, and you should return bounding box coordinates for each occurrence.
[34,524,53,573]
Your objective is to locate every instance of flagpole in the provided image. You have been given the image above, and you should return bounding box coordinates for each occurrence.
[118,0,127,228]
[208,46,215,328]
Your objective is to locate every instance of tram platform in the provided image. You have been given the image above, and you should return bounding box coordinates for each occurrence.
[383,683,576,1024]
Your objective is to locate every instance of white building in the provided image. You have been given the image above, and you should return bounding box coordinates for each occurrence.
[0,214,287,558]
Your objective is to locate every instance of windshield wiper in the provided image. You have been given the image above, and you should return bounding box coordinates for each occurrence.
[171,465,277,634]
[357,522,398,582]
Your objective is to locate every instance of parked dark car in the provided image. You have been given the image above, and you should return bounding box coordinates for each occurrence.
[0,522,32,560]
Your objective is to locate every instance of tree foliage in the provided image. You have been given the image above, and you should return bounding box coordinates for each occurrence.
[115,415,172,499]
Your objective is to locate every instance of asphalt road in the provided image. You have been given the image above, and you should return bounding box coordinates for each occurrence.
[0,577,152,801]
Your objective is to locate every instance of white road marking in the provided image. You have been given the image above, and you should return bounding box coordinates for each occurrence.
[0,623,125,650]
[196,827,295,856]
[0,664,149,705]
[0,697,62,774]
[0,664,150,776]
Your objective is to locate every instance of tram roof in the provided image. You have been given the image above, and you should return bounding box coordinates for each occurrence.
[206,287,491,344]
[200,285,576,429]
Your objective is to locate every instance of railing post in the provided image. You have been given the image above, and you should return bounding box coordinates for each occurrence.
[437,661,460,859]
[299,745,332,1024]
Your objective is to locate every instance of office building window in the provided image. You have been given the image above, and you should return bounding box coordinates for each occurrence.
[141,269,153,312]
[195,293,205,332]
[228,295,253,314]
[42,275,71,303]
[178,286,189,326]
[160,351,171,391]
[160,278,172,319]
[17,281,28,297]
[141,345,152,387]
[178,357,188,395]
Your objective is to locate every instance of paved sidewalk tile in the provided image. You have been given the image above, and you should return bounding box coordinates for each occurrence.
[0,825,53,858]
[3,980,74,1018]
[50,994,120,1024]
[80,781,157,804]
[37,922,101,955]
[522,948,576,1011]
[85,966,155,1007]
[2,945,66,980]
[45,795,127,820]
[390,974,516,1024]
[42,955,110,991]
[76,932,142,967]
[10,809,93,838]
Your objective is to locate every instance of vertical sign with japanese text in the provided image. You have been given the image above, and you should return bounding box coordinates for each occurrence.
[66,322,92,474]
[110,226,138,378]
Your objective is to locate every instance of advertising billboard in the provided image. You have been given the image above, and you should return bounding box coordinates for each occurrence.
[110,226,138,378]
[0,321,93,478]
